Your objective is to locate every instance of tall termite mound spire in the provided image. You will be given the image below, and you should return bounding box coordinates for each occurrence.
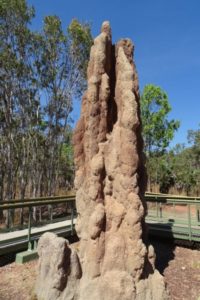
[35,21,169,300]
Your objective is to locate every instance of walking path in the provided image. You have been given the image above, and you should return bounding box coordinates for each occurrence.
[0,219,76,255]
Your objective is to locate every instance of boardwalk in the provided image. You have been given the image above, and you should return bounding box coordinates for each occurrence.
[0,219,76,255]
[1,215,200,257]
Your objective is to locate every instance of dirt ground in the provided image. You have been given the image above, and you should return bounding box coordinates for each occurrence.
[0,239,200,300]
[0,259,37,300]
[152,238,200,300]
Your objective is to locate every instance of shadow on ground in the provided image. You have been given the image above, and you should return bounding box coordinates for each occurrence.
[150,236,175,274]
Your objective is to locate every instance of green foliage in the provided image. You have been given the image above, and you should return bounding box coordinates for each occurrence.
[68,19,93,80]
[169,127,200,195]
[141,84,180,155]
[141,84,180,191]
[147,132,200,195]
[168,145,197,195]
[187,125,200,169]
[186,126,200,194]
[147,153,174,193]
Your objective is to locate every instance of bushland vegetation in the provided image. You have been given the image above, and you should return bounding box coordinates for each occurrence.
[141,85,200,196]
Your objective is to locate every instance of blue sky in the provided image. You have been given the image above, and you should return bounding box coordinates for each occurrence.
[28,0,200,148]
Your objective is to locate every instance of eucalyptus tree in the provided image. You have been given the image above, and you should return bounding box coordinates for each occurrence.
[34,17,92,197]
[0,0,40,225]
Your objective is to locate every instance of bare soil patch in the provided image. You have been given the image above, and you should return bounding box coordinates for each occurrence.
[0,260,37,300]
[152,238,200,300]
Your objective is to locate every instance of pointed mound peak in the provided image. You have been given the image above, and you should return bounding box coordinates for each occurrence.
[101,21,111,37]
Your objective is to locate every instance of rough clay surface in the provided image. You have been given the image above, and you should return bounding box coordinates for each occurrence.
[35,22,169,300]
